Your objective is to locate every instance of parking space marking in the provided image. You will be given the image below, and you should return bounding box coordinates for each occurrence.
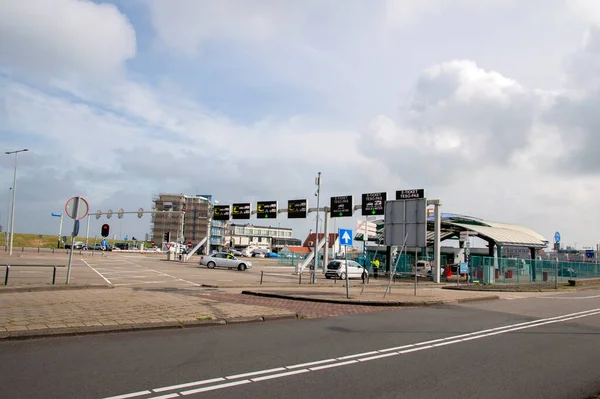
[81,259,112,285]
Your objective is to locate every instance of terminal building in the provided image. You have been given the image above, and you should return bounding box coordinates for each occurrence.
[355,213,549,269]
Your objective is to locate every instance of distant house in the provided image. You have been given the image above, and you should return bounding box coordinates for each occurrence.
[278,245,312,265]
[303,233,340,256]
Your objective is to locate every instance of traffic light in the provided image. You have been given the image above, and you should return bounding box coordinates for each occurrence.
[101,224,110,237]
[164,232,171,242]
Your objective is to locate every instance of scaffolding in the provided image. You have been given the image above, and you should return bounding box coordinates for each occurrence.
[150,193,210,246]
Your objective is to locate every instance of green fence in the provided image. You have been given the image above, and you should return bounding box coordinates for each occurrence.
[469,256,600,283]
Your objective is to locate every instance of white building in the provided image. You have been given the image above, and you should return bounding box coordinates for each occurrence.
[225,223,294,251]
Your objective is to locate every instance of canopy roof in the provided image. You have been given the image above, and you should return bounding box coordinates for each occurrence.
[356,213,548,249]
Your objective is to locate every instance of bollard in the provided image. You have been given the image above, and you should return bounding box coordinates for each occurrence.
[4,265,10,285]
[299,273,302,285]
[52,248,55,254]
[260,271,264,285]
[52,266,57,285]
[38,247,40,253]
[22,247,24,252]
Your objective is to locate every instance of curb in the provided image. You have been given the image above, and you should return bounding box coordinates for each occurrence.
[0,284,113,294]
[241,290,451,307]
[0,313,299,341]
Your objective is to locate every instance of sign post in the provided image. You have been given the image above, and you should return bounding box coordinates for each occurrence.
[339,228,353,298]
[64,196,89,284]
[51,213,63,249]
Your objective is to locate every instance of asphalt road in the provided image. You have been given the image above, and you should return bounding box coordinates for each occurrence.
[1,289,600,399]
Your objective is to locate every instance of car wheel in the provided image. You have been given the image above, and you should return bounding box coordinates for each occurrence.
[238,264,247,271]
[325,275,331,279]
[207,261,216,269]
[340,272,346,280]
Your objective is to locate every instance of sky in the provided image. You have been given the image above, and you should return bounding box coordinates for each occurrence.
[1,0,600,249]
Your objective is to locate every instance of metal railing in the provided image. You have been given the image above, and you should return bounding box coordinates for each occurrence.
[469,256,600,284]
[2,264,66,285]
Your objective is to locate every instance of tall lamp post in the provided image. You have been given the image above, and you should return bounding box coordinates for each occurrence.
[312,172,321,284]
[5,149,28,256]
[5,187,11,248]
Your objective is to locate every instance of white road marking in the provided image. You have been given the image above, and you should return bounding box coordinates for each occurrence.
[81,259,112,285]
[537,294,600,300]
[286,358,338,369]
[148,394,179,399]
[226,367,287,380]
[180,380,251,395]
[123,260,201,287]
[250,369,310,382]
[309,360,357,371]
[152,378,225,393]
[103,307,600,399]
[103,390,151,399]
[337,351,379,360]
[112,281,174,286]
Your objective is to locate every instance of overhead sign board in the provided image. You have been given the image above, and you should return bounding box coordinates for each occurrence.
[213,205,231,221]
[232,203,251,219]
[257,201,277,219]
[287,199,307,218]
[396,189,425,200]
[330,195,353,218]
[384,198,427,248]
[362,192,386,216]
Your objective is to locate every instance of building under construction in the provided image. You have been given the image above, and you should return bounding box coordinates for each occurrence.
[151,193,225,249]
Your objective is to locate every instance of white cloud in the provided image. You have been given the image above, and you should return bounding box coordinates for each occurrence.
[0,0,136,80]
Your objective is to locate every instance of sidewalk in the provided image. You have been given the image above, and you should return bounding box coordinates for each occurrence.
[0,286,297,340]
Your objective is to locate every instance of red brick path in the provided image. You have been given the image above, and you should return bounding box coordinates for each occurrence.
[205,293,393,319]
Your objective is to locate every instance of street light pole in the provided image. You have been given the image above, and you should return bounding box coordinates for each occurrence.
[5,149,28,256]
[312,172,321,284]
[5,187,11,248]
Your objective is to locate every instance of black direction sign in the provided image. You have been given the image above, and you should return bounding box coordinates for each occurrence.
[213,205,231,221]
[330,195,353,218]
[396,189,425,200]
[287,199,307,219]
[232,203,251,219]
[257,201,277,219]
[362,192,386,216]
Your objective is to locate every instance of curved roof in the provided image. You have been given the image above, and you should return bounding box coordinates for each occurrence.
[358,212,548,249]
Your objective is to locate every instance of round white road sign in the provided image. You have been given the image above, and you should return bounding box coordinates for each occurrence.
[65,196,89,220]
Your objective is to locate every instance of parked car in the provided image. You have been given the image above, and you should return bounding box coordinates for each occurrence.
[229,249,243,257]
[266,252,278,258]
[90,244,104,251]
[325,260,368,280]
[558,267,577,277]
[199,252,253,271]
[65,241,87,250]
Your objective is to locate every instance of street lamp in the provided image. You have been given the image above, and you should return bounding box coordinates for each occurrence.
[5,149,28,256]
[4,187,11,247]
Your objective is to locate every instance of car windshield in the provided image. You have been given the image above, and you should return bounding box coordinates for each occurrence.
[327,261,342,270]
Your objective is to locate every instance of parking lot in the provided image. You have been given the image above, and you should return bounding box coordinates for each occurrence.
[0,250,305,288]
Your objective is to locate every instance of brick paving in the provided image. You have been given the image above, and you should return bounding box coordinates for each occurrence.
[204,293,393,318]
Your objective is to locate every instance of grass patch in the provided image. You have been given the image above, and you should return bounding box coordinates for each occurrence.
[3,233,153,249]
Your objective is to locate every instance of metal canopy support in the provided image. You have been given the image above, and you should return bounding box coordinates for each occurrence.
[322,207,330,273]
[427,199,442,283]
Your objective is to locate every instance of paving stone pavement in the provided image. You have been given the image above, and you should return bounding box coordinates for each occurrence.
[0,287,295,337]
[202,293,392,318]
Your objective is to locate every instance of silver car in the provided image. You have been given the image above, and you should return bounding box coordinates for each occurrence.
[199,252,253,271]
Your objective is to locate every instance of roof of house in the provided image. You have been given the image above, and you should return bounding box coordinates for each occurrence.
[284,246,312,254]
[303,233,339,248]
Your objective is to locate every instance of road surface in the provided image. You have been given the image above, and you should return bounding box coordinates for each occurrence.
[1,289,600,399]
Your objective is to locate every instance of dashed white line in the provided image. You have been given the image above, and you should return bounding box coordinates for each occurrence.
[309,360,358,371]
[152,378,225,393]
[103,390,151,399]
[148,394,179,399]
[103,307,600,399]
[180,380,251,395]
[226,367,287,380]
[81,259,112,285]
[250,369,310,382]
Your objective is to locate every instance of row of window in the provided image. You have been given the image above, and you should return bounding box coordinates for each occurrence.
[232,227,292,237]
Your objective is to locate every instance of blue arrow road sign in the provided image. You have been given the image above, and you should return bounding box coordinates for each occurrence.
[51,213,61,217]
[554,232,561,243]
[338,228,353,247]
